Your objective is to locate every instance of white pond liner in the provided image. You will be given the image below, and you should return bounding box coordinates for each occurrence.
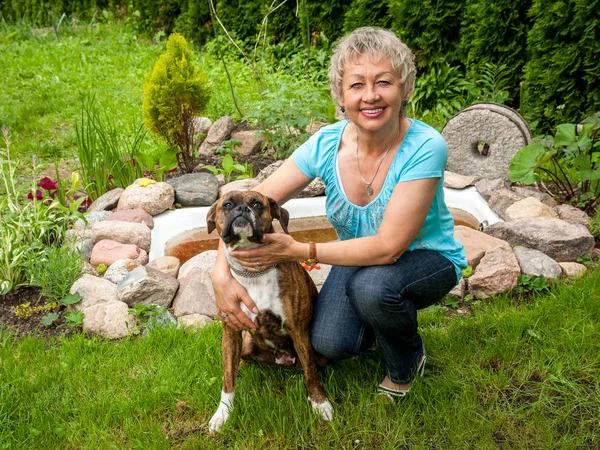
[149,187,501,261]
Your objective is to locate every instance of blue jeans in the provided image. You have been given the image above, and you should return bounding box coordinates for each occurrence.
[310,250,457,384]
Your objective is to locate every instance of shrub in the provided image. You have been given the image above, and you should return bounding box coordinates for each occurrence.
[143,32,212,173]
[523,0,600,132]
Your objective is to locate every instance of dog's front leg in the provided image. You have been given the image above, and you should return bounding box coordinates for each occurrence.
[289,329,333,421]
[209,325,242,433]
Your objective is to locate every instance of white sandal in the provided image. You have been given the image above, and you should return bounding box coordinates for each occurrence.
[377,349,427,400]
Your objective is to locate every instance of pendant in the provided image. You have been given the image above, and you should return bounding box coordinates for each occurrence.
[366,185,373,196]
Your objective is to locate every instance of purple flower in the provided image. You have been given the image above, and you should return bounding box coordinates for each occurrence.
[27,190,44,201]
[38,177,58,191]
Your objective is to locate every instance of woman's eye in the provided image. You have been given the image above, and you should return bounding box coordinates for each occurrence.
[378,80,391,85]
[350,83,362,89]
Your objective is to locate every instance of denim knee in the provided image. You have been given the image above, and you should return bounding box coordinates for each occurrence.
[310,325,360,360]
[346,273,389,318]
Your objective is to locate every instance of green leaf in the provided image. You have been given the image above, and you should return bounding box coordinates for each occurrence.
[64,310,84,327]
[60,292,83,306]
[41,313,59,326]
[222,154,234,171]
[554,124,577,147]
[508,143,546,184]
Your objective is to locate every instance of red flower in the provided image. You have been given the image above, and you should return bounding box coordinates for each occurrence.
[27,190,44,201]
[38,177,58,191]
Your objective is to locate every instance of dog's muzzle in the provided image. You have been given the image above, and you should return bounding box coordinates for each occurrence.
[221,206,263,244]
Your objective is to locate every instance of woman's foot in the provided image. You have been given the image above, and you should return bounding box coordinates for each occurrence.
[377,348,427,400]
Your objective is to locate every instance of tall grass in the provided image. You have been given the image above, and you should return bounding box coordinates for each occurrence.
[1,268,598,449]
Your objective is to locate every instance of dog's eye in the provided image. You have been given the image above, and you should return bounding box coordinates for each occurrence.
[252,201,263,209]
[223,201,234,209]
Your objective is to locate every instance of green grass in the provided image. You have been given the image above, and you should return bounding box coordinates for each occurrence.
[2,268,598,449]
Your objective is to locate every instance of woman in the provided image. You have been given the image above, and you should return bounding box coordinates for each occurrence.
[212,27,467,399]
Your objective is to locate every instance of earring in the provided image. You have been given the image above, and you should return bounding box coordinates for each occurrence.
[340,106,345,113]
[401,100,408,108]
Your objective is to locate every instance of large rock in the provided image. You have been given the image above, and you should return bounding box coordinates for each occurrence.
[513,246,562,280]
[74,211,112,230]
[512,186,557,207]
[87,188,124,213]
[504,197,559,220]
[443,171,479,189]
[166,172,219,207]
[90,239,148,267]
[83,300,135,339]
[104,259,141,284]
[231,130,265,157]
[474,178,509,201]
[468,246,520,299]
[554,204,591,227]
[69,274,118,312]
[256,161,284,183]
[117,266,180,308]
[558,262,587,278]
[65,228,94,262]
[178,250,217,280]
[198,116,234,157]
[117,179,174,216]
[106,209,154,229]
[171,268,217,318]
[90,221,152,252]
[442,104,531,179]
[487,188,524,219]
[219,178,260,197]
[454,225,511,268]
[484,218,595,262]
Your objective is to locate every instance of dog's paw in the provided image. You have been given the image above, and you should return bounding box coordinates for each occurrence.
[208,410,227,434]
[309,397,334,421]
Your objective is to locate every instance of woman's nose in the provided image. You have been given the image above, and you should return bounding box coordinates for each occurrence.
[362,84,380,102]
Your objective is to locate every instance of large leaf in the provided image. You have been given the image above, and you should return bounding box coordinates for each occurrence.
[508,143,547,184]
[554,123,577,148]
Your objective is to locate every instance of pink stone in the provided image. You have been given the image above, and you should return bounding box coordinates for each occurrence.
[90,239,144,267]
[106,209,154,229]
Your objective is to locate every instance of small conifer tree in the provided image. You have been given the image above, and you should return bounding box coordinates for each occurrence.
[143,33,211,173]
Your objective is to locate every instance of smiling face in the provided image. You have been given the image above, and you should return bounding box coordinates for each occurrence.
[339,53,406,135]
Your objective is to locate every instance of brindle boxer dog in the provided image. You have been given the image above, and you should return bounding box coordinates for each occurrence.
[206,190,333,433]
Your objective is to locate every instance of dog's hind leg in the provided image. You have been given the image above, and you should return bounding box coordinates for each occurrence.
[289,329,333,421]
[209,325,242,434]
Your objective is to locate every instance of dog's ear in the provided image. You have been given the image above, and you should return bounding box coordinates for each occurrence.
[268,196,290,234]
[206,202,218,234]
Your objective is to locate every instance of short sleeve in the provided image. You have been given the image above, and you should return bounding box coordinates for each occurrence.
[400,134,447,182]
[291,131,321,179]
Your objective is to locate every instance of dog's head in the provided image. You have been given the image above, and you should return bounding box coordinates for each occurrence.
[206,190,290,247]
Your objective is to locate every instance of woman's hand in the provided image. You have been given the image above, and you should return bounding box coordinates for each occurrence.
[229,233,306,271]
[212,269,258,331]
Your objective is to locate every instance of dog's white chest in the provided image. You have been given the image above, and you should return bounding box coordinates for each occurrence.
[233,270,285,323]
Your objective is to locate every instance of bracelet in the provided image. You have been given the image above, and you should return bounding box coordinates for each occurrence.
[304,241,318,267]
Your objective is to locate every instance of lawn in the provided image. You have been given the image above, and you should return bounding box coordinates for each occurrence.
[1,267,599,449]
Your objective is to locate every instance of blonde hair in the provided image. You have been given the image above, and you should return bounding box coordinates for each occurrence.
[328,27,416,105]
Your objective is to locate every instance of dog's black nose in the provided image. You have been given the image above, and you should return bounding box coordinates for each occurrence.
[235,205,251,214]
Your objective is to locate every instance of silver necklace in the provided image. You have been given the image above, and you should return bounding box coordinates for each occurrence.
[355,125,400,196]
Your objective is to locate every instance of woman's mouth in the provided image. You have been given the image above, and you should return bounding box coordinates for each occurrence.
[360,107,385,117]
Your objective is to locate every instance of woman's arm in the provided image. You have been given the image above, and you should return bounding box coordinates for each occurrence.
[230,177,439,268]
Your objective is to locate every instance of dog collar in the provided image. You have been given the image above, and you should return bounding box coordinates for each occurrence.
[229,264,277,278]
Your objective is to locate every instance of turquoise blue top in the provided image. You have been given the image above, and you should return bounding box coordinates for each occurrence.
[292,119,467,282]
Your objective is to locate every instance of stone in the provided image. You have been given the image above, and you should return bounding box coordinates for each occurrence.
[117,266,180,308]
[231,130,265,157]
[117,179,174,216]
[474,178,509,201]
[484,218,595,262]
[297,178,326,198]
[198,116,234,157]
[178,250,218,280]
[171,268,217,318]
[554,204,591,227]
[443,171,479,189]
[512,186,557,207]
[454,225,511,269]
[513,246,562,280]
[83,300,135,339]
[73,211,112,229]
[219,178,260,197]
[87,188,124,213]
[178,314,213,331]
[442,104,531,179]
[65,228,94,262]
[147,256,181,278]
[558,262,587,278]
[69,274,118,312]
[447,278,466,299]
[90,239,148,267]
[307,263,332,293]
[256,161,284,183]
[504,197,559,220]
[166,172,219,207]
[106,209,154,229]
[487,188,525,219]
[193,116,212,136]
[90,221,152,252]
[104,259,141,284]
[468,246,520,299]
[449,208,480,229]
